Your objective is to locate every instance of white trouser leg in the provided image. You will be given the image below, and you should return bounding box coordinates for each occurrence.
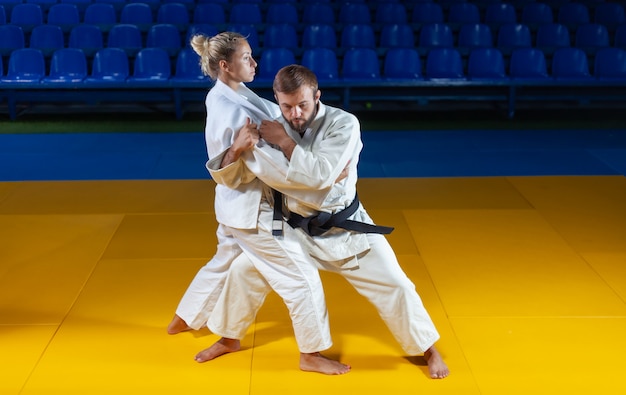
[213,202,332,354]
[174,224,242,330]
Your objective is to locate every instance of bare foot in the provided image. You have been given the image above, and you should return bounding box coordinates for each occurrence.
[424,346,449,379]
[167,315,191,335]
[300,352,351,375]
[195,338,241,363]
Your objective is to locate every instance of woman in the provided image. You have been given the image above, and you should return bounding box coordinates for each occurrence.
[167,32,350,375]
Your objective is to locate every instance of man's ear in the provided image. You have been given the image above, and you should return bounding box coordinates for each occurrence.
[315,89,321,103]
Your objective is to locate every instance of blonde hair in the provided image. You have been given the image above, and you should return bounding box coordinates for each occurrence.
[190,32,248,80]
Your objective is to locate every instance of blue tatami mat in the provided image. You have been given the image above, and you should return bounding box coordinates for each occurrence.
[1,129,625,181]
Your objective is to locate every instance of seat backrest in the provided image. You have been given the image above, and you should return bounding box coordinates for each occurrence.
[342,47,380,80]
[68,24,104,57]
[536,23,571,49]
[302,3,335,25]
[497,23,532,49]
[263,24,298,49]
[380,23,415,49]
[229,2,261,24]
[575,23,610,49]
[226,24,259,52]
[157,2,190,29]
[186,23,219,45]
[46,48,88,82]
[509,48,549,79]
[88,47,129,81]
[551,47,591,79]
[521,3,554,26]
[266,3,298,25]
[83,3,117,31]
[172,47,207,81]
[338,3,371,25]
[593,3,625,31]
[47,3,80,32]
[558,3,590,29]
[425,48,464,79]
[107,24,143,57]
[419,23,454,48]
[458,23,493,49]
[447,3,480,25]
[257,47,296,80]
[468,48,506,80]
[0,5,5,25]
[120,3,153,30]
[0,24,25,56]
[302,24,337,49]
[375,3,408,25]
[340,24,376,49]
[615,25,626,49]
[9,3,43,32]
[5,48,45,82]
[484,3,517,28]
[411,3,444,25]
[146,23,182,56]
[192,3,225,25]
[301,47,339,82]
[383,48,421,80]
[594,47,626,80]
[131,47,172,80]
[29,24,64,57]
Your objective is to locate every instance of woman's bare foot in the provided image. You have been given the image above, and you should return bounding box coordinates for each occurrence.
[167,315,191,335]
[195,338,241,363]
[424,346,449,379]
[300,352,351,375]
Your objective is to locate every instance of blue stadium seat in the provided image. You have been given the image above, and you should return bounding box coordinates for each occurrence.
[379,24,415,50]
[266,3,298,25]
[594,47,626,80]
[418,23,454,54]
[497,23,532,55]
[521,2,554,30]
[84,3,117,33]
[128,47,172,83]
[342,47,380,80]
[383,48,421,80]
[484,3,517,29]
[9,3,43,33]
[172,47,207,83]
[192,3,226,25]
[25,0,56,13]
[257,47,296,81]
[94,0,125,13]
[29,24,64,58]
[425,48,464,79]
[60,0,92,15]
[458,23,494,52]
[535,23,570,55]
[120,3,153,32]
[557,3,590,30]
[85,48,129,83]
[575,23,609,55]
[146,24,182,57]
[375,2,408,25]
[44,48,88,83]
[302,3,335,26]
[229,3,262,25]
[551,47,591,80]
[107,24,143,57]
[302,24,337,50]
[411,3,444,26]
[47,4,80,33]
[0,5,5,25]
[0,0,21,16]
[2,48,45,83]
[0,24,25,56]
[593,3,625,32]
[509,48,549,80]
[163,0,195,12]
[339,3,371,25]
[301,47,339,82]
[615,25,626,49]
[340,24,376,49]
[226,24,259,53]
[447,3,480,26]
[186,24,219,45]
[157,3,190,31]
[69,24,104,58]
[263,24,298,50]
[468,48,507,80]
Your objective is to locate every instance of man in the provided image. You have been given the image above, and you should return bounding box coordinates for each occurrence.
[200,65,449,379]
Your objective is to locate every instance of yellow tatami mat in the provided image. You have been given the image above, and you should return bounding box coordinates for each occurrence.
[1,177,625,394]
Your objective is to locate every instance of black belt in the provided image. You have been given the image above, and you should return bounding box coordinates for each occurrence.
[273,192,394,237]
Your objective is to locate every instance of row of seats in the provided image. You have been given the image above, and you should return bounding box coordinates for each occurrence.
[2,46,626,85]
[2,1,625,33]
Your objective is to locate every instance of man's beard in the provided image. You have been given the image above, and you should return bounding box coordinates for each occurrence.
[289,106,317,134]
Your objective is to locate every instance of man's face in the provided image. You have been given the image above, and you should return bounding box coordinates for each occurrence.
[275,86,321,133]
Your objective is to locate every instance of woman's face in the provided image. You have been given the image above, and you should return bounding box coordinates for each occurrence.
[221,41,257,87]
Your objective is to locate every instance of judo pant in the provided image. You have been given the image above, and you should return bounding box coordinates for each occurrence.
[208,230,440,356]
[175,201,332,354]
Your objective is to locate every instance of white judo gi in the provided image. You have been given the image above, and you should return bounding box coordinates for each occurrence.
[207,102,441,355]
[174,80,332,353]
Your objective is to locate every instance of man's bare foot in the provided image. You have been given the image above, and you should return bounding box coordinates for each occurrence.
[167,315,191,335]
[300,352,351,375]
[195,337,241,363]
[424,346,449,379]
